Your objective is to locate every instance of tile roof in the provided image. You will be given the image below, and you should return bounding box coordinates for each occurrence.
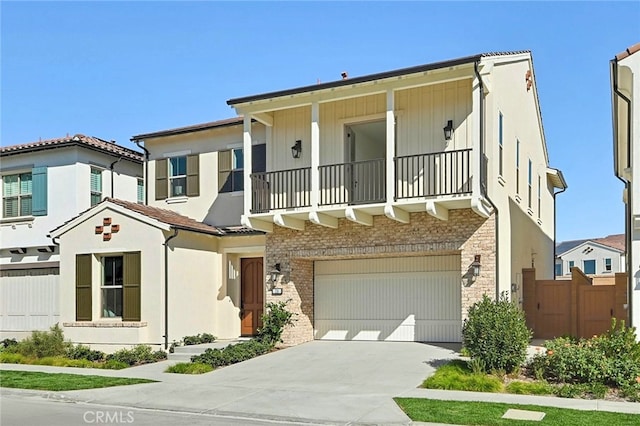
[131,117,247,141]
[1,134,144,162]
[615,42,640,61]
[556,233,625,255]
[227,51,531,105]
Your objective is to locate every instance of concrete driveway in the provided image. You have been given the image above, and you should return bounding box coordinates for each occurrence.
[41,341,461,425]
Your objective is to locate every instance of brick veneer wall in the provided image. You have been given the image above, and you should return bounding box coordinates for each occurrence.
[265,208,496,345]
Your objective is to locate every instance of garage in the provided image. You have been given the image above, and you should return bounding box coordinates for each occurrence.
[314,255,461,342]
[0,267,60,334]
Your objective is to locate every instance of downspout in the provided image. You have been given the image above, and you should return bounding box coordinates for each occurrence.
[611,58,633,325]
[109,156,123,198]
[474,61,500,299]
[133,139,150,205]
[163,228,179,350]
[553,185,567,278]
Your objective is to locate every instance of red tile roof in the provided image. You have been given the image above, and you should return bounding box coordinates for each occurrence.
[616,42,640,61]
[594,234,625,252]
[1,134,143,162]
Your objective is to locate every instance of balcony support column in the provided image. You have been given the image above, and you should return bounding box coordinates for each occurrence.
[243,115,253,218]
[310,102,320,209]
[385,89,396,205]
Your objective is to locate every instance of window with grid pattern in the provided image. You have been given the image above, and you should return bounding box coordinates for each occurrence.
[90,168,102,206]
[3,173,32,217]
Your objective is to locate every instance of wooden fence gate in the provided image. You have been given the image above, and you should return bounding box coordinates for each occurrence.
[522,268,628,339]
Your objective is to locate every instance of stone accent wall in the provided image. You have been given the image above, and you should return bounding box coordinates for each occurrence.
[266,209,496,346]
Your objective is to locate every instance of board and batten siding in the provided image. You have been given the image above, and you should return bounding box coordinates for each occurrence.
[314,255,462,342]
[0,268,60,331]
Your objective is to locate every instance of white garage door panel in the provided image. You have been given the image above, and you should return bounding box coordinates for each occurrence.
[0,269,60,332]
[314,256,461,342]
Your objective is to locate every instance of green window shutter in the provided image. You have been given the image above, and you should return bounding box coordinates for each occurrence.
[186,154,200,197]
[218,150,232,192]
[31,167,48,216]
[155,158,168,200]
[76,254,92,321]
[122,251,141,321]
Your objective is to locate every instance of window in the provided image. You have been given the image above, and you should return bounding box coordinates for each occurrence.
[516,139,520,194]
[90,168,102,206]
[3,172,32,217]
[137,178,144,203]
[567,260,574,274]
[498,112,504,176]
[605,258,612,272]
[218,144,266,193]
[555,263,563,277]
[155,155,199,200]
[583,259,596,275]
[102,256,123,317]
[537,175,541,219]
[528,159,532,209]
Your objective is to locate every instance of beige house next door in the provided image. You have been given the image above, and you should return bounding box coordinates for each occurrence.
[314,255,461,342]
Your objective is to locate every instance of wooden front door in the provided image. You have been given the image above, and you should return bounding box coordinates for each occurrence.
[241,258,264,336]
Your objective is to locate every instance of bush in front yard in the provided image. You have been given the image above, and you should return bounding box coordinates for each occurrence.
[462,293,531,374]
[9,324,72,358]
[67,344,106,362]
[191,339,271,368]
[165,362,213,374]
[105,345,167,366]
[182,333,216,346]
[257,300,295,346]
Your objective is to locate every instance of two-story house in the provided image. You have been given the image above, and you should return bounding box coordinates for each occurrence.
[555,234,625,277]
[0,135,143,339]
[49,120,265,351]
[228,51,566,345]
[612,42,640,333]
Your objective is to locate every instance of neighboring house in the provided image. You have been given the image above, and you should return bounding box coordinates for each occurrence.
[0,135,143,339]
[555,234,625,276]
[50,120,265,351]
[228,51,567,345]
[612,42,640,333]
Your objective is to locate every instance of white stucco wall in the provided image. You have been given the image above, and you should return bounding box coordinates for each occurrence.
[558,243,624,275]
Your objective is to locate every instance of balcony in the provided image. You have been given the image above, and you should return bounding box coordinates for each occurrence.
[249,148,477,214]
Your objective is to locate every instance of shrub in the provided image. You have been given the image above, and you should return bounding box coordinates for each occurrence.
[182,333,216,346]
[102,360,128,370]
[422,360,502,392]
[166,362,213,374]
[67,344,105,362]
[257,301,295,346]
[105,345,167,366]
[462,293,531,373]
[554,382,607,399]
[191,339,271,368]
[506,381,554,395]
[592,319,640,387]
[0,352,28,364]
[12,324,72,358]
[0,338,18,350]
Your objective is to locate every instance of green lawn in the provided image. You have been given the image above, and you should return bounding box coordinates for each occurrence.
[394,398,639,425]
[0,370,156,391]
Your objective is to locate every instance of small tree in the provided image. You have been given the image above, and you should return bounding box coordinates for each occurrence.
[257,300,295,346]
[462,293,531,373]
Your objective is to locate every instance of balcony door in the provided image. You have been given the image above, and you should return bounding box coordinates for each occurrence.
[345,120,386,204]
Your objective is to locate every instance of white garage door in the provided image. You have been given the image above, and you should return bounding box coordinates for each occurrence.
[0,268,60,332]
[314,255,461,342]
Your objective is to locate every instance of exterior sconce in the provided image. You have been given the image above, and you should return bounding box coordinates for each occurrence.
[291,140,302,159]
[443,120,454,141]
[269,263,282,284]
[471,255,481,277]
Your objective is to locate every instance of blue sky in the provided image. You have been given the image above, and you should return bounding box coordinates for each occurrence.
[1,1,639,241]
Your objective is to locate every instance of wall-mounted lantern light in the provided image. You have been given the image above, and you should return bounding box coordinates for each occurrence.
[269,263,282,284]
[443,120,454,141]
[291,140,302,159]
[471,255,481,277]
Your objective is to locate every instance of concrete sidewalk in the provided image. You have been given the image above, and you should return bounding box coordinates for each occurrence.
[2,341,639,425]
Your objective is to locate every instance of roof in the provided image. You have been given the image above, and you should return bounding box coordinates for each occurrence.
[1,134,143,162]
[615,42,640,61]
[50,197,262,237]
[227,51,531,105]
[556,234,625,256]
[131,117,246,141]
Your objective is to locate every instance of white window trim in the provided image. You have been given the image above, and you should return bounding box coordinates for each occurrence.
[163,150,191,158]
[101,255,123,319]
[2,171,34,219]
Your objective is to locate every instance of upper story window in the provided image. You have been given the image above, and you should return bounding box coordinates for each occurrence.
[218,144,266,193]
[515,139,520,194]
[155,155,199,200]
[498,112,504,176]
[537,175,541,219]
[604,258,612,272]
[137,178,144,204]
[528,159,533,209]
[2,172,32,217]
[90,168,103,206]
